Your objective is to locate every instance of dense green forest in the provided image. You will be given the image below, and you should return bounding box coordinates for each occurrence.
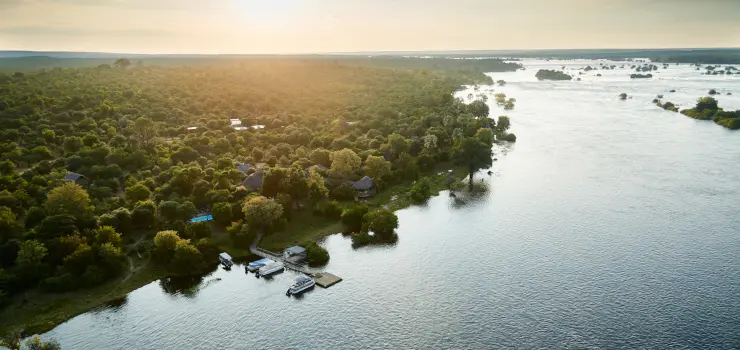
[679,97,740,129]
[0,57,515,333]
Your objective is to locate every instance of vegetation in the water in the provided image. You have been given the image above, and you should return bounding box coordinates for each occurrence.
[497,80,506,86]
[619,93,628,100]
[630,73,653,79]
[680,97,740,129]
[535,69,573,81]
[708,89,718,95]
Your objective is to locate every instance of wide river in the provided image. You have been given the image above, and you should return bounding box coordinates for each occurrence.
[45,60,740,349]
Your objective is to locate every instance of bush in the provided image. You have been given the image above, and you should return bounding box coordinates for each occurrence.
[362,209,398,238]
[409,178,432,203]
[499,133,517,142]
[341,204,369,232]
[317,200,342,219]
[186,221,212,239]
[330,182,356,201]
[303,241,329,267]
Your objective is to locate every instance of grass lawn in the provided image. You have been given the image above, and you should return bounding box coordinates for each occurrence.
[260,210,344,251]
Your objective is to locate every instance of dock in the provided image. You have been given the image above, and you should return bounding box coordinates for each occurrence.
[313,272,343,288]
[249,234,342,288]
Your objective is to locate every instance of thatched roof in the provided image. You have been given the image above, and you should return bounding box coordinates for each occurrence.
[352,176,374,190]
[242,170,264,191]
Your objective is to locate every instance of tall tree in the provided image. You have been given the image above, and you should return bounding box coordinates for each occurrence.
[329,148,361,178]
[363,155,391,181]
[452,137,493,191]
[44,182,93,220]
[242,196,283,230]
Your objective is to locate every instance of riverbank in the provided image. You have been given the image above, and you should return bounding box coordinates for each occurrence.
[0,163,471,336]
[0,264,167,336]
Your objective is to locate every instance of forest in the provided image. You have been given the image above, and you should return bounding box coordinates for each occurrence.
[0,57,516,334]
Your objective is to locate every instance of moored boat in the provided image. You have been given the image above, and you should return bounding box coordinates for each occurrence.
[246,258,273,273]
[256,262,285,278]
[286,275,315,296]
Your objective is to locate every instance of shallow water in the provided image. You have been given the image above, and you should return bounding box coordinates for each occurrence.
[44,60,740,349]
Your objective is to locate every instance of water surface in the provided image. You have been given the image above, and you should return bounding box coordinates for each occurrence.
[46,60,740,349]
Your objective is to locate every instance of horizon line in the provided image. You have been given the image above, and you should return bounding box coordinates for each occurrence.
[2,46,740,58]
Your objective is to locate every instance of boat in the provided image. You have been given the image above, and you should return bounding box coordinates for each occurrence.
[246,258,274,273]
[256,262,284,278]
[286,275,315,296]
[218,252,233,268]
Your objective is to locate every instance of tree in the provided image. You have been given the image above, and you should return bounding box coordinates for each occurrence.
[0,160,16,175]
[468,100,490,118]
[45,182,93,220]
[495,116,511,134]
[0,206,19,242]
[99,207,133,234]
[171,240,204,275]
[303,241,329,267]
[131,117,156,147]
[63,136,83,153]
[186,221,211,239]
[283,165,309,202]
[362,209,398,238]
[242,196,283,230]
[309,148,331,167]
[158,201,180,222]
[114,58,132,69]
[125,183,151,203]
[16,240,48,270]
[132,200,156,229]
[63,243,94,275]
[363,155,391,181]
[211,202,233,227]
[341,205,368,233]
[306,168,329,204]
[329,149,361,178]
[96,242,126,276]
[152,230,180,262]
[409,177,432,203]
[452,137,493,191]
[476,127,495,146]
[94,225,122,247]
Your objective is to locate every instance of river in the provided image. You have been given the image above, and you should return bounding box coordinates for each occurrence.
[44,59,740,349]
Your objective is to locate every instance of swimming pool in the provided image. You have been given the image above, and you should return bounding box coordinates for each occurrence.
[190,215,213,223]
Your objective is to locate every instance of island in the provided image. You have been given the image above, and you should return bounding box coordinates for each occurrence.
[630,73,653,79]
[679,97,740,129]
[535,69,573,81]
[0,56,517,335]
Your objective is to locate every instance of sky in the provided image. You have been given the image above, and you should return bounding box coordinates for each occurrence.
[0,0,739,54]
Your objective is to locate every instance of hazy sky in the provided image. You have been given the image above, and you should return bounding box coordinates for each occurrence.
[1,0,739,54]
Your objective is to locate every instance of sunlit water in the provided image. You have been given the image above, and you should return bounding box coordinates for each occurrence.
[44,60,740,349]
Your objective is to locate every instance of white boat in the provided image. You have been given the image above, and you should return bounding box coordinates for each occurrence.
[246,258,274,272]
[256,262,284,277]
[218,252,233,268]
[286,276,315,296]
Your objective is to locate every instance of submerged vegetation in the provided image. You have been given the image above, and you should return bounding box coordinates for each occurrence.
[535,69,573,81]
[0,57,513,334]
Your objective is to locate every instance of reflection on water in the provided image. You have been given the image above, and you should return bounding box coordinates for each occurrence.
[45,59,740,349]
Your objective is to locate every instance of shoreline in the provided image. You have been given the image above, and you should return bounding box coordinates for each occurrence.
[0,164,473,337]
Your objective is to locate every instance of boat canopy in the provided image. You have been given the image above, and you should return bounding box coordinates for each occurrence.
[296,276,312,283]
[219,252,233,261]
[248,258,271,266]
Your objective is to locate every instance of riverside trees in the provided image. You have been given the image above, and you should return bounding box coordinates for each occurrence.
[0,57,508,311]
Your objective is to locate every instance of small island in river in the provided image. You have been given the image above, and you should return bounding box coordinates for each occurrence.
[535,69,573,81]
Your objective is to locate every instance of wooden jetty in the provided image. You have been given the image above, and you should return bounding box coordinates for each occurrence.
[249,235,342,288]
[313,273,343,288]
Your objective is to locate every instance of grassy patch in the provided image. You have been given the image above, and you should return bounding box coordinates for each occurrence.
[260,210,344,251]
[0,265,167,336]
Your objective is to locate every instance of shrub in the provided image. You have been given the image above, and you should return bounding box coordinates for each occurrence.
[303,241,329,267]
[341,205,369,232]
[330,182,356,201]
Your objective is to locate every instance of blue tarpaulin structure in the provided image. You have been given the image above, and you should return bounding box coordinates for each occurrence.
[191,215,213,223]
